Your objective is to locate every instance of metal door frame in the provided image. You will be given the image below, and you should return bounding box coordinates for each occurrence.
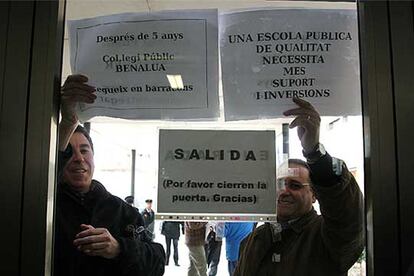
[1,0,413,275]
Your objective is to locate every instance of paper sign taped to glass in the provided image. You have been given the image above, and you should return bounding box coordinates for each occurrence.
[68,10,219,121]
[157,129,277,222]
[220,9,361,121]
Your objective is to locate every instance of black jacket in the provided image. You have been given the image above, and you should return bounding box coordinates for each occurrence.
[55,148,165,276]
[161,221,184,239]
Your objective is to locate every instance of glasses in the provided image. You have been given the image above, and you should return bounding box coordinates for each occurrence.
[277,179,310,191]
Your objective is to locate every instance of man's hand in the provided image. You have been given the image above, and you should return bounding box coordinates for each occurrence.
[73,224,121,259]
[61,74,96,125]
[59,75,96,150]
[283,98,321,154]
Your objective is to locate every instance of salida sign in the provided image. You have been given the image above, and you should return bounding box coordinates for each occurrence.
[167,148,270,161]
[157,129,276,221]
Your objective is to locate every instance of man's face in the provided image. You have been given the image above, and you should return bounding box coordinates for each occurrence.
[146,202,152,209]
[62,132,94,193]
[277,164,315,221]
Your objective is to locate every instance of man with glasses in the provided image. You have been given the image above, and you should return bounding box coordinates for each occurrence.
[234,98,364,276]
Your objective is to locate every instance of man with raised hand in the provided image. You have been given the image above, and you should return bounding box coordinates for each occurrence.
[54,74,165,276]
[234,98,364,276]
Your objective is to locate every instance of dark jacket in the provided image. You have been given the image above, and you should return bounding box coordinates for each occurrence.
[54,180,165,276]
[234,154,364,276]
[55,146,165,276]
[161,221,184,239]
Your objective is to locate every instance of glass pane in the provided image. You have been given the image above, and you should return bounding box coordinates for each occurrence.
[58,1,365,275]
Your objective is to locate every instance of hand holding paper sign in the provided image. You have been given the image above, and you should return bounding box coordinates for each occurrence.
[61,74,96,124]
[59,74,96,150]
[283,98,321,154]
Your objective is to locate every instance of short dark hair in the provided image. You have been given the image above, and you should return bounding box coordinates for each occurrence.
[74,125,94,152]
[288,158,310,171]
[288,159,312,185]
[145,199,153,203]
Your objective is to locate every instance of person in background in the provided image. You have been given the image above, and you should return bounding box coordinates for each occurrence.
[161,221,184,266]
[223,222,255,276]
[124,195,135,207]
[204,222,224,276]
[234,98,364,276]
[55,74,165,276]
[141,199,155,240]
[185,221,208,276]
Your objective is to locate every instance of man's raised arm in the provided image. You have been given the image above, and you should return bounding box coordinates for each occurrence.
[284,98,364,270]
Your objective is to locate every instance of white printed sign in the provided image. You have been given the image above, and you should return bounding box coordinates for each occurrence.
[157,129,276,221]
[68,10,219,121]
[220,9,361,121]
